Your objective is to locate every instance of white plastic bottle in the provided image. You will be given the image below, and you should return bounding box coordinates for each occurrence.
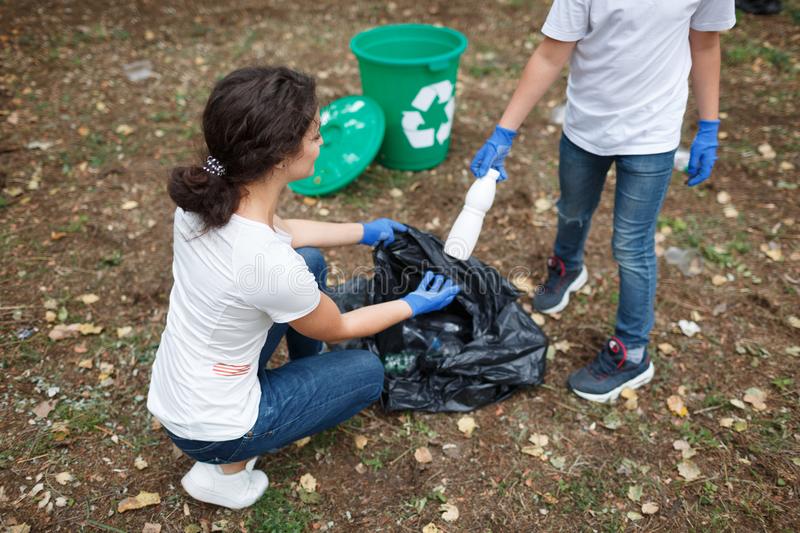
[444,168,499,260]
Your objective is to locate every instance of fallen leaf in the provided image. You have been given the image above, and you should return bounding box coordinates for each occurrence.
[627,511,643,522]
[620,388,637,400]
[602,411,623,430]
[531,313,546,327]
[528,433,549,447]
[414,447,433,464]
[719,417,734,428]
[641,502,659,515]
[134,456,149,470]
[48,323,81,341]
[760,242,782,262]
[787,316,800,329]
[77,357,93,369]
[440,503,459,522]
[457,415,476,437]
[7,525,31,533]
[45,310,57,322]
[294,436,311,448]
[677,460,701,481]
[422,524,442,533]
[33,399,58,419]
[554,340,571,353]
[142,523,162,533]
[716,191,731,205]
[389,187,403,198]
[115,124,134,136]
[733,420,748,432]
[117,326,133,339]
[353,434,368,450]
[78,293,100,305]
[658,342,676,356]
[299,473,317,493]
[549,456,566,470]
[54,472,74,485]
[672,440,697,459]
[37,491,51,509]
[723,205,739,219]
[78,323,103,335]
[121,200,139,210]
[757,143,776,160]
[534,197,552,212]
[729,398,746,410]
[355,463,367,474]
[117,491,161,513]
[627,485,643,502]
[711,275,727,286]
[521,445,545,458]
[743,387,767,411]
[666,395,688,417]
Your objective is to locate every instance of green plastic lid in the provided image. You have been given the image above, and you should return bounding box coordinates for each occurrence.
[289,95,385,196]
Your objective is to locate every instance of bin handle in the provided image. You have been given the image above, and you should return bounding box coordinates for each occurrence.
[428,59,450,72]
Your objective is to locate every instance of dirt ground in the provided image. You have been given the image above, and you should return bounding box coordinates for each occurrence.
[1,1,799,531]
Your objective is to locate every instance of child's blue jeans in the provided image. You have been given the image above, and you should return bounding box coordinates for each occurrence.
[167,247,384,464]
[553,134,676,350]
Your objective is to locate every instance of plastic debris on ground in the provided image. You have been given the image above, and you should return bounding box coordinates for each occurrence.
[123,60,156,82]
[664,246,703,276]
[331,226,548,412]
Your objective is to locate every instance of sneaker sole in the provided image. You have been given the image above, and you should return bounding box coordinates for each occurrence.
[536,266,588,315]
[181,470,268,510]
[570,362,655,404]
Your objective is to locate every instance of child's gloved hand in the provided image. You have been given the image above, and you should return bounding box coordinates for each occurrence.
[402,271,460,317]
[470,125,517,182]
[687,119,720,187]
[359,218,408,246]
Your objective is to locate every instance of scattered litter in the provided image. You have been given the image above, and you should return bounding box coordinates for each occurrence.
[678,320,701,337]
[664,247,703,276]
[123,60,156,82]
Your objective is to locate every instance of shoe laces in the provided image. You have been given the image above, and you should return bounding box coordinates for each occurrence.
[542,256,567,294]
[587,337,627,378]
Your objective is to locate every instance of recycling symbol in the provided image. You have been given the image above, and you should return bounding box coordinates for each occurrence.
[401,80,455,149]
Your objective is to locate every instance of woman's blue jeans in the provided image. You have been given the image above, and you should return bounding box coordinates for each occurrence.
[554,134,675,350]
[167,247,384,464]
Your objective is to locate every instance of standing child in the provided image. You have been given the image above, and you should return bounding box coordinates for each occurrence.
[471,1,735,402]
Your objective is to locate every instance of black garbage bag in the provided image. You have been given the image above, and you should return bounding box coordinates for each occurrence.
[330,226,548,412]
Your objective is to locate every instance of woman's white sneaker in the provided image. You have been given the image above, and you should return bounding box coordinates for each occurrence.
[181,459,268,509]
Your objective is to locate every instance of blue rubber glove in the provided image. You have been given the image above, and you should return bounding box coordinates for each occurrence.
[470,125,518,182]
[687,119,720,187]
[359,218,408,247]
[402,271,461,317]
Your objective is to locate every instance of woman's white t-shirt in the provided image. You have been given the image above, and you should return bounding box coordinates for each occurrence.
[542,0,736,156]
[147,209,321,441]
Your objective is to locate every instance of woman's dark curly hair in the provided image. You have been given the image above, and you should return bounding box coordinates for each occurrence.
[168,66,317,229]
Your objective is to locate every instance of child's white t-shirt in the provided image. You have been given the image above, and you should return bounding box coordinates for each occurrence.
[147,209,321,441]
[542,0,735,156]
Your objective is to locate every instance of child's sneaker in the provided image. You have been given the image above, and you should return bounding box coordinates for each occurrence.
[533,256,588,314]
[181,457,268,509]
[567,337,654,403]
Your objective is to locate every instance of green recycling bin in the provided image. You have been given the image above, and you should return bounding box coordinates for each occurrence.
[351,24,468,171]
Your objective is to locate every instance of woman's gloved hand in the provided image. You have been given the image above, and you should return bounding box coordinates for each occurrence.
[470,125,518,182]
[402,271,461,317]
[359,218,408,246]
[687,119,720,187]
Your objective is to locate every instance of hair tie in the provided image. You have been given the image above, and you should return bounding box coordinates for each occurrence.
[202,155,226,176]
